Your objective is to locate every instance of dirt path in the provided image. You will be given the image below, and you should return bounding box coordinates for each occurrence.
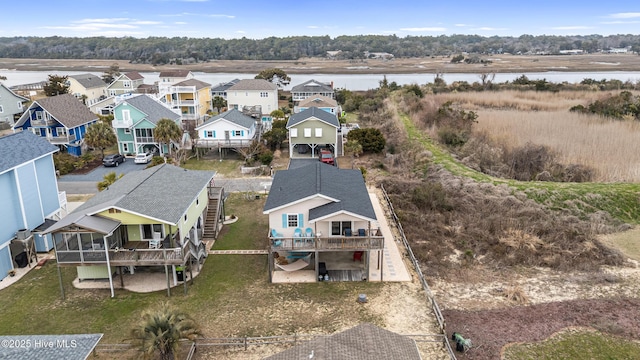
[431,263,640,359]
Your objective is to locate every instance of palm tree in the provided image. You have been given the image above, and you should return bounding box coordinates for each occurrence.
[84,122,117,159]
[130,302,201,360]
[97,171,123,191]
[154,118,183,157]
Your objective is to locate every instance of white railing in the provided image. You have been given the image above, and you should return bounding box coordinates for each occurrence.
[111,119,133,128]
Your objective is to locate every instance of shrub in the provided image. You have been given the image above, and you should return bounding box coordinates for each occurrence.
[346,128,386,153]
[257,149,274,165]
[53,153,77,175]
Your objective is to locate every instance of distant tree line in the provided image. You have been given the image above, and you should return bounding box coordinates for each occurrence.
[0,34,638,64]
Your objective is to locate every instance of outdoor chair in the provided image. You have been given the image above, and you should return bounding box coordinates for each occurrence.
[293,228,304,245]
[304,227,314,243]
[344,228,352,237]
[149,239,162,249]
[358,229,366,236]
[271,229,283,247]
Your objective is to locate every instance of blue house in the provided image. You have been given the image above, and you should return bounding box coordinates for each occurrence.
[0,131,63,281]
[13,94,99,156]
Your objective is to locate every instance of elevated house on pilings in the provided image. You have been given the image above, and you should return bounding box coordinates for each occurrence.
[44,164,225,298]
[263,162,383,283]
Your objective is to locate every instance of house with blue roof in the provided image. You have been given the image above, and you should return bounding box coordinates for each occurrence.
[0,131,64,281]
[111,94,182,156]
[12,94,99,156]
[263,162,383,283]
[286,107,341,158]
[194,108,257,148]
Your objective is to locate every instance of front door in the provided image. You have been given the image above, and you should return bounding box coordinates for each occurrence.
[224,130,230,143]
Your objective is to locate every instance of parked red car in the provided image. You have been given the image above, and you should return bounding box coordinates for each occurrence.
[319,149,335,165]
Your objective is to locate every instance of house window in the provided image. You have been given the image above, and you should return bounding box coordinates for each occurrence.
[36,111,43,120]
[287,214,299,228]
[233,130,242,136]
[331,221,352,236]
[18,101,25,109]
[124,128,131,134]
[123,81,131,88]
[304,128,311,137]
[184,214,188,221]
[122,109,131,121]
[196,198,199,205]
[290,128,298,137]
[205,130,214,138]
[260,92,268,98]
[315,128,322,137]
[57,127,67,137]
[122,143,129,153]
[109,90,117,96]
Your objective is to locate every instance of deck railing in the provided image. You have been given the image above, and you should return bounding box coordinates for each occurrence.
[269,235,384,251]
[56,241,189,266]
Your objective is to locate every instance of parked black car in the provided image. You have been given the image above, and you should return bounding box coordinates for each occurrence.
[103,154,125,167]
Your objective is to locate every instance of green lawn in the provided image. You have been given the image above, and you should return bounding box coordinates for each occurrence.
[0,193,382,345]
[182,157,243,177]
[503,329,640,360]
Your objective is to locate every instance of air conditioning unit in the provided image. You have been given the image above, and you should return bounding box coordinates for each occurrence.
[16,229,31,240]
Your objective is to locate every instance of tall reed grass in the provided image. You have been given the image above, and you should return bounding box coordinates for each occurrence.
[437,91,640,182]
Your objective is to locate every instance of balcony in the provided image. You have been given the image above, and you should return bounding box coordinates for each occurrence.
[112,118,133,128]
[31,118,56,127]
[135,136,155,143]
[47,134,77,144]
[56,241,189,266]
[269,234,384,251]
[170,99,196,107]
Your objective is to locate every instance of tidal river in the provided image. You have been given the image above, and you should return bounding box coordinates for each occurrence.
[2,69,640,91]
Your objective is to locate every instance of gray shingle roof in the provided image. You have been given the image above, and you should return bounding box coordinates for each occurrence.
[298,95,338,108]
[211,79,240,92]
[69,73,106,89]
[15,94,97,129]
[0,131,59,174]
[173,78,211,89]
[227,79,277,91]
[0,334,103,360]
[291,79,334,93]
[123,95,181,124]
[286,107,340,128]
[263,162,376,221]
[264,323,421,360]
[196,109,255,130]
[74,164,214,225]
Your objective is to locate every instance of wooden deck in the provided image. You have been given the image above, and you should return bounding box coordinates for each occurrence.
[270,236,384,251]
[56,241,189,267]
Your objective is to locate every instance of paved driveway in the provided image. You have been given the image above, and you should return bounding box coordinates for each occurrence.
[58,158,146,182]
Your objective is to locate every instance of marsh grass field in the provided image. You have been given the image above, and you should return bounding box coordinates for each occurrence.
[2,53,640,74]
[432,90,640,182]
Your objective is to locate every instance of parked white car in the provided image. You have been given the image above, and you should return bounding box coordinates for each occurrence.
[134,152,153,164]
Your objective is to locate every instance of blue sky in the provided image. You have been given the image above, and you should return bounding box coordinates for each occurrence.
[0,0,638,39]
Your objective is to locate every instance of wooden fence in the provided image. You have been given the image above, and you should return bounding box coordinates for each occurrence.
[380,184,457,360]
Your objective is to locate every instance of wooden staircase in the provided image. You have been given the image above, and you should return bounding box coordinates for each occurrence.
[202,187,224,242]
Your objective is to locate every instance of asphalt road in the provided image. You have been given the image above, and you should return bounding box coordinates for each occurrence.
[57,161,272,195]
